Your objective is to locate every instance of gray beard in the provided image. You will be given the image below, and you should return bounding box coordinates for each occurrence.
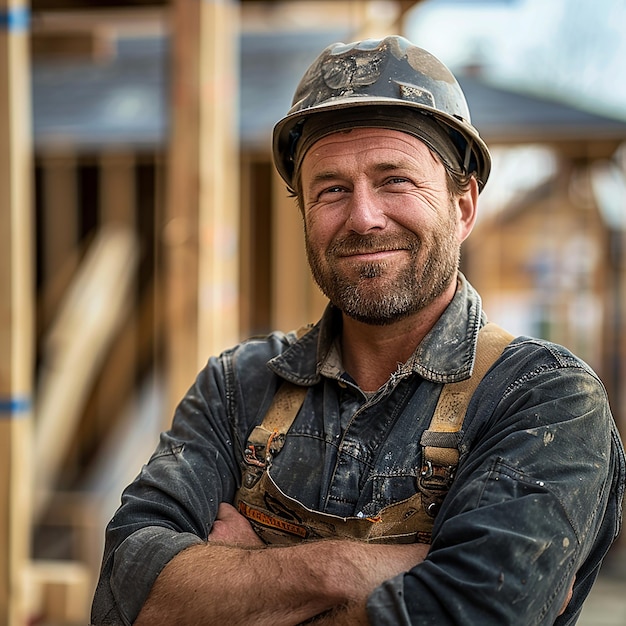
[306,223,460,326]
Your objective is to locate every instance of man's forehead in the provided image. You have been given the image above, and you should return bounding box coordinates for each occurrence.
[303,127,441,167]
[293,110,456,181]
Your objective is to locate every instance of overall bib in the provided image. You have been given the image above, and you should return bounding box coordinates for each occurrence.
[235,323,513,545]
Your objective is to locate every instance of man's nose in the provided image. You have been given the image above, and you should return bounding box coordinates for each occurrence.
[346,186,387,233]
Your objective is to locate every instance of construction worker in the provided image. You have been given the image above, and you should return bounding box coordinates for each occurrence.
[91,36,625,625]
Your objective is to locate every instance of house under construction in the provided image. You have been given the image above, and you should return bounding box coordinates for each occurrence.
[2,1,626,623]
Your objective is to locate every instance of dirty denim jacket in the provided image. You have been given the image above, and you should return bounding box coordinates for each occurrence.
[91,275,625,625]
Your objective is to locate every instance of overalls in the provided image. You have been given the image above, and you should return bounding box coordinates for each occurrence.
[235,322,513,545]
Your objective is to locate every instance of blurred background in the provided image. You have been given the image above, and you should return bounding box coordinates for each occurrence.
[1,0,625,623]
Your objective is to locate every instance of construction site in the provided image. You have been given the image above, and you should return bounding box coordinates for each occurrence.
[2,0,626,623]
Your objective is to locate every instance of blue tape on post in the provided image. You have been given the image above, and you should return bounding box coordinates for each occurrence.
[0,6,30,31]
[0,396,32,416]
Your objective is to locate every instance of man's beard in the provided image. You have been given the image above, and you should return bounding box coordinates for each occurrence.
[305,206,460,326]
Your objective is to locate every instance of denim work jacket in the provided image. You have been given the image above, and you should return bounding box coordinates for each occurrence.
[92,275,625,625]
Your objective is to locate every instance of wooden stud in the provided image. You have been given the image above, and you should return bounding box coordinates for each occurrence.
[38,151,80,336]
[238,153,253,335]
[270,169,325,332]
[0,1,33,624]
[99,151,136,228]
[39,151,79,289]
[24,560,90,626]
[164,0,240,422]
[33,226,138,520]
[93,150,138,447]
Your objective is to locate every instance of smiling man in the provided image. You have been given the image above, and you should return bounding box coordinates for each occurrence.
[92,36,624,626]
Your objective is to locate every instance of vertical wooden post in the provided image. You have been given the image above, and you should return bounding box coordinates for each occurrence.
[38,152,79,334]
[238,153,254,336]
[164,0,240,422]
[271,171,324,331]
[98,149,137,411]
[0,0,33,624]
[39,151,78,292]
[100,151,136,228]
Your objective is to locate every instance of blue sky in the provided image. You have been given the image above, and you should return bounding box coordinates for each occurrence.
[406,0,626,121]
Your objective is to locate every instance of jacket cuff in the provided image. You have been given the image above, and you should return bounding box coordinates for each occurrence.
[367,574,412,626]
[111,526,203,624]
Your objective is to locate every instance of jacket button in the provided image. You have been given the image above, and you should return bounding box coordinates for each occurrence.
[427,501,440,517]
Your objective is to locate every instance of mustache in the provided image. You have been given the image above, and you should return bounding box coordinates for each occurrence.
[328,233,420,256]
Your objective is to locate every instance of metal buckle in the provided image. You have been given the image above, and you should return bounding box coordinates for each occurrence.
[419,461,456,491]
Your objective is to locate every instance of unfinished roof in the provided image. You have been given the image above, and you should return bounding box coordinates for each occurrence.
[32,31,626,154]
[459,73,626,147]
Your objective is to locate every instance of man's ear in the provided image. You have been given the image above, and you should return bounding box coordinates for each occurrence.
[456,177,479,243]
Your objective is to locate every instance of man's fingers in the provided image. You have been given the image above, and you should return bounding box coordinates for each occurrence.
[215,502,242,521]
[209,502,264,547]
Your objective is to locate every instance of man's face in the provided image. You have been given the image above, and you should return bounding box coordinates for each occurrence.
[300,127,475,325]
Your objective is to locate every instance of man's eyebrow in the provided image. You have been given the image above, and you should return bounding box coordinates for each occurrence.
[374,161,411,172]
[306,170,343,191]
[310,162,410,183]
[310,171,339,183]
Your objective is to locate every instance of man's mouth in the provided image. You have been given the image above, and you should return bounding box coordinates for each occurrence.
[340,248,406,261]
[331,232,417,257]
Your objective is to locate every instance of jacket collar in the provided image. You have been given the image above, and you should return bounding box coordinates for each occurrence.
[268,274,485,386]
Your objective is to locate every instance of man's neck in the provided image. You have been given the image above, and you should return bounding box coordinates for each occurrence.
[339,280,457,393]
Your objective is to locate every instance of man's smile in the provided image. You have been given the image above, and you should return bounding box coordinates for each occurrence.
[338,248,408,261]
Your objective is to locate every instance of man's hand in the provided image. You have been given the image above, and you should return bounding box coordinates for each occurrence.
[559,577,575,616]
[208,502,264,547]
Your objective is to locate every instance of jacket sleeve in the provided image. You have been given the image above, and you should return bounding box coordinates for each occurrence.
[367,340,625,626]
[90,354,242,625]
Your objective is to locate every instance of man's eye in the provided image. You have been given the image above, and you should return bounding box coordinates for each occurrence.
[318,186,345,198]
[386,177,410,185]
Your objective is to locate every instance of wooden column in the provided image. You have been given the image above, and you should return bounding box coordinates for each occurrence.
[165,0,240,422]
[99,151,136,227]
[39,152,78,300]
[96,151,138,430]
[0,1,33,624]
[36,151,81,351]
[270,170,325,332]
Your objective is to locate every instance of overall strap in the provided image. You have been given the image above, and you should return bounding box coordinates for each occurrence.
[244,381,307,469]
[243,325,311,470]
[418,322,514,513]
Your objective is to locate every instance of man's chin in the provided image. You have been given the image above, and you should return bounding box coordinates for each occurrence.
[334,289,416,326]
[341,308,412,327]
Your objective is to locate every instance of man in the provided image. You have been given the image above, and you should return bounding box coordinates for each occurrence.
[92,36,625,625]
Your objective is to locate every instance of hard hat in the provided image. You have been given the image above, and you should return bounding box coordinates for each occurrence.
[273,35,491,192]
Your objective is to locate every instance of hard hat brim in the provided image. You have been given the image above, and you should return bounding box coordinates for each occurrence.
[272,96,491,192]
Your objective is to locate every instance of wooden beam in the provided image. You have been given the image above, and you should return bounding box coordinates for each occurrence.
[164,0,239,422]
[31,0,165,10]
[33,226,138,520]
[99,151,136,228]
[24,560,90,625]
[0,1,34,624]
[38,152,79,334]
[31,0,344,9]
[270,170,325,332]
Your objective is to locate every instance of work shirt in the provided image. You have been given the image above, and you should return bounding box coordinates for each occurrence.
[91,275,625,625]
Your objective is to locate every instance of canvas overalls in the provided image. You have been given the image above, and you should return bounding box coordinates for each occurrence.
[235,323,512,546]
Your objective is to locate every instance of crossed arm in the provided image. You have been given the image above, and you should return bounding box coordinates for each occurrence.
[134,503,430,626]
[133,499,576,626]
